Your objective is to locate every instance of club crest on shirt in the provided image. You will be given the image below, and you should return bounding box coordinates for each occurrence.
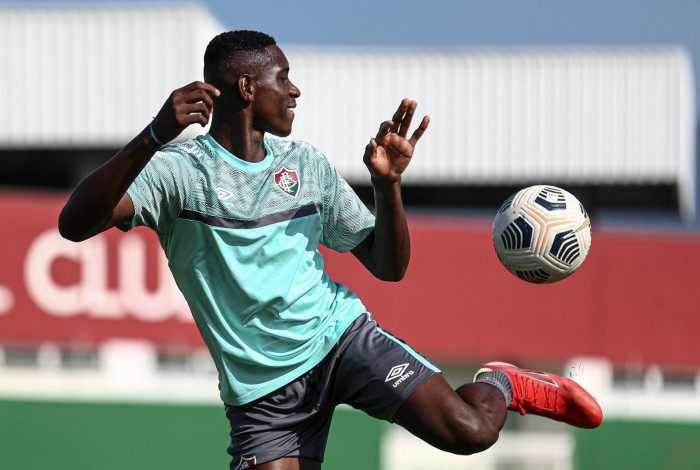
[273,166,300,198]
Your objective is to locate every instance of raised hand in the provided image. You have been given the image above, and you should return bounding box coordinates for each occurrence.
[363,99,430,184]
[150,81,221,145]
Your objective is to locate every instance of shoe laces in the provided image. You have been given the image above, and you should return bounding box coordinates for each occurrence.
[511,372,559,416]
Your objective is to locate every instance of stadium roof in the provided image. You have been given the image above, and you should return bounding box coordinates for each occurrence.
[0,2,224,147]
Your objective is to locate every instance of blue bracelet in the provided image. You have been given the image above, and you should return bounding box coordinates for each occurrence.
[148,122,164,147]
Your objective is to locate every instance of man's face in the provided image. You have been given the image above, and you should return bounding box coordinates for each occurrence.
[252,45,301,137]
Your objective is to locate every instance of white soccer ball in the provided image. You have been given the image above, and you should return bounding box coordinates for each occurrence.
[492,185,592,284]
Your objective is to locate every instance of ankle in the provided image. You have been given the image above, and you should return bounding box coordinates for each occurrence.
[474,370,513,406]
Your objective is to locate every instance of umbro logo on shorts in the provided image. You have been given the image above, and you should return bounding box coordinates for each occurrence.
[386,363,409,382]
[386,363,414,388]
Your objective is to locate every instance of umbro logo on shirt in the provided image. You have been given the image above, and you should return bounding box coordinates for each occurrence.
[273,166,300,198]
[216,187,232,200]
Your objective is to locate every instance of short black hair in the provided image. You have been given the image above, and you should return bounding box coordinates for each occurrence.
[204,30,276,82]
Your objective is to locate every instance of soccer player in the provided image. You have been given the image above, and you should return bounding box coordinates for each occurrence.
[59,30,602,469]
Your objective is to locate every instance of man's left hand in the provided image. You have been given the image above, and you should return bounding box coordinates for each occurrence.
[363,98,430,185]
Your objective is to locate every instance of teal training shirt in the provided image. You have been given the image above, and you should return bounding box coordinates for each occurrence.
[119,134,375,405]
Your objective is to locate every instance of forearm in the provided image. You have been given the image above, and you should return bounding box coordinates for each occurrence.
[357,98,428,280]
[369,177,410,281]
[58,81,218,242]
[58,126,158,241]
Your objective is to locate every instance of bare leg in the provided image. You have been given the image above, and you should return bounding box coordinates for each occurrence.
[393,374,507,455]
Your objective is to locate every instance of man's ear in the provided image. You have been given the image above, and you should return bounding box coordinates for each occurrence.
[238,75,254,102]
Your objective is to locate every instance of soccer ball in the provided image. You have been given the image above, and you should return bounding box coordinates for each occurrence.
[492,185,592,283]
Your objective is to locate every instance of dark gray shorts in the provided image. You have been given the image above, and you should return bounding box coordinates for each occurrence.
[225,313,439,469]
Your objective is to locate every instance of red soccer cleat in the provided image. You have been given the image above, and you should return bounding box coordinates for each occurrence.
[475,361,603,428]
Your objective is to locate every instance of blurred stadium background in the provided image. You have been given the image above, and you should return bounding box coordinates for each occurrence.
[1,1,699,469]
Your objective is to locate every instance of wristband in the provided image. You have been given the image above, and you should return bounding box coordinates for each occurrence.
[148,122,164,147]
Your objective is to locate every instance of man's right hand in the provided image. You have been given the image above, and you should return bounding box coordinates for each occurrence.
[150,81,221,145]
[59,81,220,242]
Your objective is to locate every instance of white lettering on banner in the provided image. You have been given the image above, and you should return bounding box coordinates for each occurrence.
[23,229,192,322]
[81,234,122,318]
[25,230,85,317]
[0,285,15,315]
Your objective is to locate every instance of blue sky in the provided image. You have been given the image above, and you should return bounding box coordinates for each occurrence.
[202,0,700,49]
[16,1,700,48]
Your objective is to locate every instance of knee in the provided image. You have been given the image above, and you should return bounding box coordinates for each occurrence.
[441,412,501,455]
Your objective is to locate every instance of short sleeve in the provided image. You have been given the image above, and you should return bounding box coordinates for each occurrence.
[116,148,191,234]
[316,151,375,252]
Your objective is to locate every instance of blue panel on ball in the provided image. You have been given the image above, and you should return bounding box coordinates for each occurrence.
[515,268,550,283]
[498,194,516,214]
[535,186,567,211]
[500,216,533,250]
[549,229,580,265]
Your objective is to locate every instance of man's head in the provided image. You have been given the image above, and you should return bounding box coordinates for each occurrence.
[203,30,276,84]
[204,30,300,137]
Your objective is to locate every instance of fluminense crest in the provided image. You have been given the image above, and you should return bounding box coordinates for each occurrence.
[273,166,300,198]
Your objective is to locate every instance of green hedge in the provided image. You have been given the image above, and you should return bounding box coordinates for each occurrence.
[0,399,385,469]
[575,419,700,470]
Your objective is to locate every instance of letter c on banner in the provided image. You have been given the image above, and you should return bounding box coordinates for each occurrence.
[24,229,84,317]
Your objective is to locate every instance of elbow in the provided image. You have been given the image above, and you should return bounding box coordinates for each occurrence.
[376,255,410,282]
[60,231,85,243]
[57,212,87,243]
[375,265,408,282]
[58,224,81,243]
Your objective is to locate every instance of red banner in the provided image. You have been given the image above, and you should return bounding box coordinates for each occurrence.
[1,191,197,347]
[2,190,699,367]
